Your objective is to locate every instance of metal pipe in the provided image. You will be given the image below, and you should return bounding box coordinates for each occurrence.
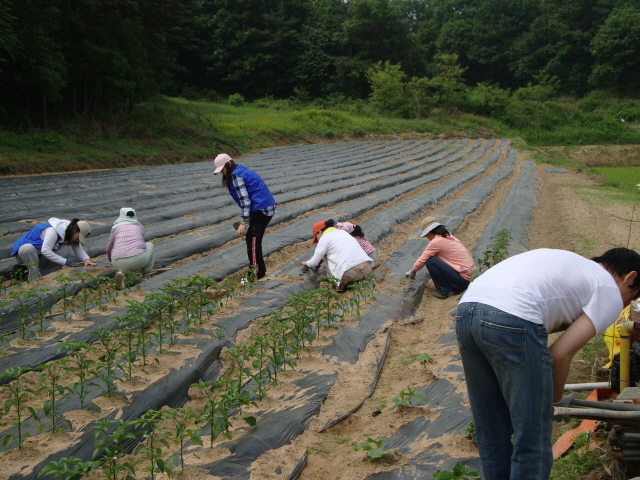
[619,321,635,392]
[554,406,640,420]
[571,399,640,411]
[564,382,610,391]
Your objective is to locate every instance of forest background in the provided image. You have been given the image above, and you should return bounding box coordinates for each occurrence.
[1,0,639,174]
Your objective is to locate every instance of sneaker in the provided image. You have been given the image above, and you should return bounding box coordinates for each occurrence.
[431,291,454,299]
[115,271,124,291]
[335,282,347,293]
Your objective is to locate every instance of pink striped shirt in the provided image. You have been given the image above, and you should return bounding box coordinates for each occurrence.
[106,224,147,260]
[355,236,375,254]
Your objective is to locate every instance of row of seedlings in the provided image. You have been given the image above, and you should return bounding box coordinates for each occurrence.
[37,275,377,480]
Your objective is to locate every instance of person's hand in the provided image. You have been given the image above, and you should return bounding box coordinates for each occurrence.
[236,223,246,237]
[553,392,578,422]
[65,259,78,267]
[405,270,416,278]
[84,259,97,267]
[301,262,307,267]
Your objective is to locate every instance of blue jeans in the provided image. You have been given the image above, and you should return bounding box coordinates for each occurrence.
[456,302,553,480]
[426,256,469,295]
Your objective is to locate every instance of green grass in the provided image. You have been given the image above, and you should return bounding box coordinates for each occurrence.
[593,166,640,192]
[0,96,507,175]
[550,433,602,480]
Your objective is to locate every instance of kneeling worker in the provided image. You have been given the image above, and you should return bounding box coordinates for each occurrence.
[301,219,373,292]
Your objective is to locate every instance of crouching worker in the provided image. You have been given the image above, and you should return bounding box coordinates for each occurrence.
[106,208,155,291]
[457,248,640,480]
[405,216,475,299]
[11,217,95,282]
[337,222,377,264]
[301,219,373,293]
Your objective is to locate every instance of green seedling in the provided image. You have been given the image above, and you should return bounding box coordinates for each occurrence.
[94,327,121,397]
[32,287,52,336]
[123,271,142,292]
[416,353,434,367]
[127,300,151,366]
[432,462,481,480]
[116,316,139,383]
[39,456,92,479]
[54,274,75,316]
[392,386,428,408]
[38,359,70,433]
[464,420,477,446]
[135,410,174,480]
[193,379,232,448]
[61,340,97,409]
[249,332,274,397]
[0,367,40,449]
[164,407,203,474]
[316,277,345,328]
[73,271,96,316]
[146,292,171,355]
[91,418,139,480]
[354,437,394,462]
[9,288,36,339]
[472,229,512,280]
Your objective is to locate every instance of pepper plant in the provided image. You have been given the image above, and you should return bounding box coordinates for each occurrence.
[0,367,40,449]
[38,358,70,433]
[61,340,97,409]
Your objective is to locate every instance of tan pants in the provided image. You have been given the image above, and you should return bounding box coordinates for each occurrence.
[341,261,373,284]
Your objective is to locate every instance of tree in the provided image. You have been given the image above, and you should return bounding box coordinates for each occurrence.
[590,5,640,94]
[0,0,19,68]
[366,61,406,115]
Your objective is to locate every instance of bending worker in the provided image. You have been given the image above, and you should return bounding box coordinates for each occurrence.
[301,219,373,292]
[214,153,277,280]
[11,217,95,282]
[106,208,155,291]
[457,248,640,480]
[405,216,475,299]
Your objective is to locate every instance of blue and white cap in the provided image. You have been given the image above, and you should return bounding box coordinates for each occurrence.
[420,221,442,238]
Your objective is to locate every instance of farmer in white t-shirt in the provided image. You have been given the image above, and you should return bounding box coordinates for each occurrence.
[457,248,640,480]
[301,219,373,292]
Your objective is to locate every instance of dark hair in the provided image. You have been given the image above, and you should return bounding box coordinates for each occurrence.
[126,211,135,217]
[431,225,450,238]
[323,219,336,231]
[221,160,237,189]
[592,248,640,292]
[351,225,365,238]
[64,218,80,244]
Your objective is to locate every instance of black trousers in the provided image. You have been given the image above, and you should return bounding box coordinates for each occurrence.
[246,211,272,279]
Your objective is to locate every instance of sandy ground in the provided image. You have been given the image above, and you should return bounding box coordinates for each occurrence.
[2,147,634,480]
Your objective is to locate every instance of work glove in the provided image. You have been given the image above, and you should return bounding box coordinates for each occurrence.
[65,259,78,267]
[553,392,578,423]
[405,270,416,278]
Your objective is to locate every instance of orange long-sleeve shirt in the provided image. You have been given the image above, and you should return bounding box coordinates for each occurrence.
[413,235,475,281]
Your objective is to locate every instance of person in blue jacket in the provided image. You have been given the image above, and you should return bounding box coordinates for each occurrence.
[11,217,96,282]
[214,154,277,280]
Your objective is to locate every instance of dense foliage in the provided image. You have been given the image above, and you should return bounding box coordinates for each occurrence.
[0,0,639,129]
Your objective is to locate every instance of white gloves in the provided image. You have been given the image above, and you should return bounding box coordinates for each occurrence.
[405,270,416,278]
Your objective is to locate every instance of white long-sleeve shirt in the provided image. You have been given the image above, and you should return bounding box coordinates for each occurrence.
[40,225,89,266]
[307,228,372,280]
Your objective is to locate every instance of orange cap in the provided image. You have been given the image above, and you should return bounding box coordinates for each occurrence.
[312,221,326,243]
